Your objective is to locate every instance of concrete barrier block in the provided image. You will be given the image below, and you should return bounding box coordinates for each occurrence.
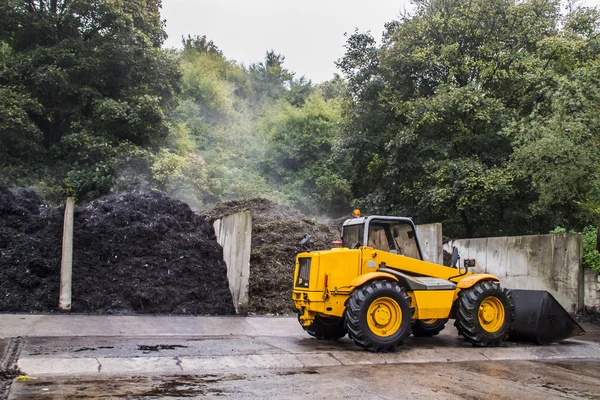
[486,237,508,277]
[214,212,252,315]
[416,223,443,264]
[449,233,583,312]
[504,236,529,278]
[466,238,487,273]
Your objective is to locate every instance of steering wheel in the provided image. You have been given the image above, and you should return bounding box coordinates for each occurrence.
[352,242,362,249]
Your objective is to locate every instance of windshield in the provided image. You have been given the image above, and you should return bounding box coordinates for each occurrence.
[367,220,421,260]
[342,224,364,248]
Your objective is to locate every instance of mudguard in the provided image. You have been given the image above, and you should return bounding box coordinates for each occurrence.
[456,274,498,288]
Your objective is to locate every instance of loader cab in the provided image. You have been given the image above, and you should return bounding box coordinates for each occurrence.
[341,216,423,260]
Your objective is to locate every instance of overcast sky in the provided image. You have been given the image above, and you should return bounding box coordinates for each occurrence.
[162,0,600,83]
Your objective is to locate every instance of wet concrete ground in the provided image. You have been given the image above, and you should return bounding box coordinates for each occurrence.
[8,359,600,399]
[1,315,599,399]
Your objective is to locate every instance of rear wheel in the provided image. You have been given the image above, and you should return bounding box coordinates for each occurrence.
[455,280,514,347]
[344,280,414,352]
[412,318,448,337]
[300,314,347,340]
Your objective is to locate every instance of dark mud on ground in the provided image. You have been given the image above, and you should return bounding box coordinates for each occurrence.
[0,189,234,315]
[576,310,600,323]
[202,198,339,315]
[0,368,22,400]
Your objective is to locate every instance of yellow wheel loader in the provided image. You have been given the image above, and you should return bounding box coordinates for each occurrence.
[292,213,585,352]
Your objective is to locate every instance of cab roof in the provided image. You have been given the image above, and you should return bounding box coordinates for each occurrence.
[342,215,415,227]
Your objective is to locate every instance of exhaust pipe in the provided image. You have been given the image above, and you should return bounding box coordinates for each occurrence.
[509,290,585,345]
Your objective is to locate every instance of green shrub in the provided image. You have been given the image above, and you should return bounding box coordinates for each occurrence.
[583,226,600,272]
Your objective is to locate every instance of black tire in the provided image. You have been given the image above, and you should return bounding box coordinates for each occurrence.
[300,314,347,340]
[454,280,515,347]
[412,318,448,337]
[344,280,414,352]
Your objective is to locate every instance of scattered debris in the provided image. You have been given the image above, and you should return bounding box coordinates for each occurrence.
[0,368,22,382]
[0,368,23,400]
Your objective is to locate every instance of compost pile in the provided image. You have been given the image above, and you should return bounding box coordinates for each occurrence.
[0,189,234,315]
[202,198,339,315]
[0,188,63,312]
[325,216,347,236]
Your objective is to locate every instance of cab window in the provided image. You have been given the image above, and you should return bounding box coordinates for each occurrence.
[342,224,364,248]
[367,220,421,260]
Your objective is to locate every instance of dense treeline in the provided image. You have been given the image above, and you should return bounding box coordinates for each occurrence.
[0,0,180,199]
[1,0,599,252]
[337,0,600,239]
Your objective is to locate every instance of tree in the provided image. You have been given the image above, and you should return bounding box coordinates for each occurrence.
[337,0,600,237]
[182,34,223,57]
[0,0,180,201]
[260,93,351,214]
[248,50,294,104]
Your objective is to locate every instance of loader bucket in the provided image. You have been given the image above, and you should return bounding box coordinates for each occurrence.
[509,290,585,345]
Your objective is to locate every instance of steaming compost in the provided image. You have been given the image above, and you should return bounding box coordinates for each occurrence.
[202,198,339,315]
[0,189,234,315]
[2,189,337,316]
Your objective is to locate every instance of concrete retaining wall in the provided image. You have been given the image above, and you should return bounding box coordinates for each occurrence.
[415,223,443,265]
[445,234,584,313]
[212,213,588,314]
[585,269,600,312]
[213,212,252,315]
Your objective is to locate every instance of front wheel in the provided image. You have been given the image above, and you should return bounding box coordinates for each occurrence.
[344,280,414,352]
[454,281,514,347]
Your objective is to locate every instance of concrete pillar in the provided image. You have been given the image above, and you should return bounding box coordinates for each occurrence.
[59,197,74,312]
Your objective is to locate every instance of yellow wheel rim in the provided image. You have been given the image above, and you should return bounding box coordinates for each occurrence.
[367,297,402,337]
[478,296,505,333]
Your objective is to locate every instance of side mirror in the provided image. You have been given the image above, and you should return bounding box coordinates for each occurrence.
[450,246,460,269]
[299,234,312,251]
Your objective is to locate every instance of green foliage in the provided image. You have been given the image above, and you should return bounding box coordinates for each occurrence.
[167,41,350,213]
[337,0,600,237]
[550,226,567,234]
[4,0,597,237]
[0,0,179,202]
[259,94,351,214]
[182,35,223,57]
[583,226,600,272]
[248,51,295,104]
